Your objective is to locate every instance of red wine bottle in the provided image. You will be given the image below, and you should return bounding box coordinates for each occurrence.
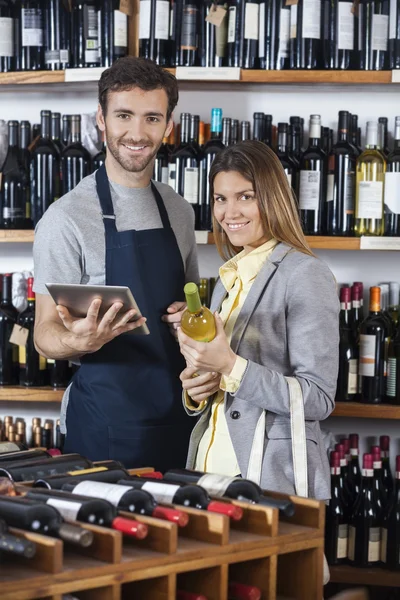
[358,0,389,70]
[289,0,322,69]
[0,496,93,546]
[384,116,400,236]
[335,443,352,507]
[322,0,354,69]
[44,0,70,70]
[18,277,48,387]
[71,0,100,68]
[371,445,387,514]
[163,469,295,516]
[61,480,189,526]
[174,112,200,228]
[346,433,361,506]
[0,448,50,463]
[100,0,128,68]
[276,122,298,194]
[0,453,93,482]
[228,581,261,600]
[336,286,359,401]
[380,435,394,499]
[350,283,363,340]
[117,478,243,521]
[177,592,207,600]
[381,455,400,569]
[61,115,91,195]
[0,274,18,386]
[0,518,36,558]
[325,451,349,565]
[15,1,44,71]
[33,466,130,489]
[1,121,30,230]
[138,0,170,65]
[348,453,382,567]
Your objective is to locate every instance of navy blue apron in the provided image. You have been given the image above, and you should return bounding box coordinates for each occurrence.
[64,166,193,471]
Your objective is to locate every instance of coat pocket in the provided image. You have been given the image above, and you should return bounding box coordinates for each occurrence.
[266,421,318,444]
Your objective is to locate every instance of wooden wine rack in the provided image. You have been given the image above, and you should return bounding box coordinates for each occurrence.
[0,490,325,600]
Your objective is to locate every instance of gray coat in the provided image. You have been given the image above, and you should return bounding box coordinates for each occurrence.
[185,243,340,500]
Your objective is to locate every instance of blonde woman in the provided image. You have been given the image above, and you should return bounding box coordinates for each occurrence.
[178,140,339,500]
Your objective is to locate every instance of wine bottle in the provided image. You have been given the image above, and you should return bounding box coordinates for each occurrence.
[34,466,131,489]
[371,445,387,514]
[31,110,60,225]
[290,0,322,69]
[0,518,36,558]
[47,359,70,389]
[336,286,359,402]
[289,119,302,162]
[181,282,216,342]
[231,119,239,145]
[154,136,169,185]
[350,114,362,155]
[0,441,27,454]
[0,496,94,546]
[51,112,63,154]
[62,114,71,147]
[359,286,388,403]
[15,0,44,71]
[0,1,14,73]
[18,277,47,387]
[200,0,228,68]
[175,0,199,67]
[0,453,93,482]
[380,436,394,498]
[61,115,91,195]
[138,0,170,65]
[100,0,128,67]
[117,478,244,520]
[163,469,296,516]
[44,0,70,70]
[347,433,362,506]
[0,274,18,386]
[325,451,349,565]
[276,123,298,195]
[222,117,232,147]
[259,0,290,70]
[227,0,242,67]
[358,0,389,70]
[335,443,352,506]
[174,113,200,227]
[1,121,30,230]
[322,0,354,69]
[228,582,261,600]
[199,278,210,307]
[199,108,224,232]
[379,116,390,155]
[326,111,357,236]
[298,114,326,235]
[389,282,400,328]
[355,121,386,236]
[252,112,264,142]
[350,284,362,339]
[0,448,50,463]
[19,120,31,174]
[381,455,400,569]
[348,453,381,567]
[389,0,400,68]
[71,0,100,68]
[384,116,400,236]
[61,480,189,526]
[240,120,251,142]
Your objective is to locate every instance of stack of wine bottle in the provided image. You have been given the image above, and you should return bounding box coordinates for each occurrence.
[0,111,105,229]
[337,281,400,404]
[139,0,400,71]
[326,433,400,571]
[155,108,400,235]
[0,416,63,452]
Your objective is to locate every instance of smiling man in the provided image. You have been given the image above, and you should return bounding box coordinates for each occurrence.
[33,57,198,470]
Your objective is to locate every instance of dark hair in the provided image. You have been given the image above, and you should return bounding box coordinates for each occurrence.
[209,141,313,260]
[98,57,179,121]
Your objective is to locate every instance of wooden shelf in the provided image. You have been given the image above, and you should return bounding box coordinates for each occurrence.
[0,71,65,85]
[0,387,63,402]
[332,402,400,419]
[330,564,400,587]
[0,230,34,242]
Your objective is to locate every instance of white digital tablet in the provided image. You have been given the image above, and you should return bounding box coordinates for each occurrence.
[45,283,150,335]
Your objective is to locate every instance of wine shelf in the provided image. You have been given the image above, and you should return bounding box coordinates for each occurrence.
[330,564,400,587]
[0,387,63,402]
[331,402,400,419]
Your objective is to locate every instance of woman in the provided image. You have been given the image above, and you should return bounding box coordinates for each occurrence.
[178,140,339,500]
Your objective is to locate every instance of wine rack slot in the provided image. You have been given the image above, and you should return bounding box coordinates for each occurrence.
[70,522,122,564]
[177,565,227,600]
[72,584,121,600]
[277,547,325,600]
[173,504,230,545]
[121,575,174,600]
[229,556,276,599]
[8,526,63,574]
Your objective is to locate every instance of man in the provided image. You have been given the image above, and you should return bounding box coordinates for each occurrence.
[33,57,199,470]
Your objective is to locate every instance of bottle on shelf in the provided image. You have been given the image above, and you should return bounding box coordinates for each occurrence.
[198,278,209,307]
[260,0,290,71]
[335,443,352,507]
[18,277,48,387]
[240,120,251,142]
[371,445,387,513]
[289,0,322,70]
[384,116,400,236]
[346,433,362,506]
[62,114,71,147]
[181,282,216,343]
[61,115,91,195]
[0,453,93,483]
[355,121,386,237]
[200,0,229,68]
[298,114,326,235]
[350,114,362,155]
[100,0,128,68]
[336,286,358,402]
[154,136,169,185]
[388,282,399,329]
[1,120,31,230]
[379,116,390,156]
[93,134,106,172]
[231,119,239,144]
[325,451,349,565]
[200,108,224,232]
[0,0,14,73]
[389,0,400,69]
[0,518,36,558]
[174,113,200,228]
[175,0,200,67]
[380,436,394,499]
[228,0,259,69]
[15,0,44,71]
[0,274,18,386]
[322,0,354,69]
[44,0,70,71]
[350,283,363,340]
[0,448,50,463]
[51,112,63,154]
[381,455,400,569]
[33,464,132,489]
[71,0,101,68]
[358,0,389,70]
[387,318,400,404]
[19,120,32,174]
[47,358,71,389]
[276,122,298,194]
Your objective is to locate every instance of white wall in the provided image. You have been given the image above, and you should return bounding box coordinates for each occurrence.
[2,81,400,465]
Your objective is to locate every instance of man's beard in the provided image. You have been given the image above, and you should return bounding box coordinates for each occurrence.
[106,134,160,173]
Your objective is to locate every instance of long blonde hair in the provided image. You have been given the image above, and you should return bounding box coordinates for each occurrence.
[209,140,313,260]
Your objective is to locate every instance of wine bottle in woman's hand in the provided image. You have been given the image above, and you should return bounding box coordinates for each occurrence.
[181,283,216,343]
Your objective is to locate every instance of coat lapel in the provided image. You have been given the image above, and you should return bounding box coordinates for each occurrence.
[210,278,226,313]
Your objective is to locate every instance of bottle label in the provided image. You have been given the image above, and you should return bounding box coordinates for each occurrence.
[184,167,199,205]
[381,527,388,562]
[19,346,26,366]
[384,172,400,215]
[387,357,397,397]
[359,334,376,377]
[114,10,128,47]
[348,525,356,561]
[45,50,61,65]
[278,9,290,58]
[67,467,108,476]
[345,171,355,214]
[181,6,198,51]
[326,173,335,203]
[299,170,321,210]
[161,166,169,185]
[142,481,180,504]
[0,18,13,58]
[168,163,176,190]
[338,2,354,50]
[216,10,228,57]
[368,527,381,562]
[358,4,364,50]
[228,7,236,43]
[362,468,374,476]
[139,0,151,39]
[390,0,397,39]
[350,448,358,456]
[356,181,384,219]
[3,207,24,220]
[286,172,292,187]
[302,0,321,39]
[348,358,358,394]
[330,467,341,475]
[244,3,259,40]
[337,523,348,559]
[290,5,298,39]
[73,480,129,506]
[0,442,21,453]
[46,498,81,522]
[353,300,360,308]
[155,1,170,40]
[84,6,99,63]
[21,9,43,47]
[198,473,237,496]
[39,355,47,371]
[258,3,265,57]
[371,14,389,51]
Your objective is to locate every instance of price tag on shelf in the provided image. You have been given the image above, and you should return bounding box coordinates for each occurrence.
[360,236,400,250]
[65,68,106,83]
[285,0,298,6]
[9,325,29,347]
[392,71,400,83]
[175,67,241,81]
[119,0,134,16]
[206,5,227,27]
[195,231,209,244]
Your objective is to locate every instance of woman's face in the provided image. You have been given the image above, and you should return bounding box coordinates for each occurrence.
[213,170,270,253]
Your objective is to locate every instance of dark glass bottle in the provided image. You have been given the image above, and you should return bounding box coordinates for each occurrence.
[335,442,353,507]
[231,119,239,145]
[253,112,264,142]
[326,111,357,236]
[51,112,63,154]
[388,282,399,330]
[371,445,388,513]
[289,0,322,69]
[62,114,72,147]
[359,286,388,403]
[336,286,359,402]
[379,116,390,155]
[381,455,400,569]
[0,453,92,482]
[200,108,224,232]
[200,0,229,67]
[174,113,200,227]
[175,0,200,67]
[71,0,100,68]
[384,116,400,236]
[222,117,232,147]
[100,0,128,67]
[0,518,36,558]
[47,359,70,389]
[31,110,60,226]
[347,433,362,507]
[276,122,298,196]
[387,322,400,404]
[350,114,362,155]
[259,0,279,70]
[138,0,170,65]
[15,0,44,71]
[389,0,400,68]
[19,120,32,175]
[298,114,327,235]
[0,274,18,386]
[44,0,70,70]
[358,0,390,70]
[153,136,169,184]
[18,277,48,387]
[322,0,354,68]
[1,121,30,229]
[0,1,14,73]
[289,118,302,162]
[380,436,394,499]
[34,466,131,489]
[325,451,349,565]
[240,120,251,141]
[93,138,106,171]
[227,0,259,68]
[61,115,91,195]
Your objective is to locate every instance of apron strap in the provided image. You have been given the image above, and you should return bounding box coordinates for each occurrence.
[95,165,118,234]
[150,181,172,229]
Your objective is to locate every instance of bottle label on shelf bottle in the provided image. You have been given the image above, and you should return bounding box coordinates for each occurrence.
[45,50,62,66]
[345,172,355,214]
[337,523,348,559]
[258,3,265,57]
[350,448,359,456]
[299,171,321,210]
[368,527,381,562]
[114,10,128,47]
[139,0,151,39]
[359,334,376,377]
[358,5,364,50]
[0,18,13,58]
[384,172,400,215]
[356,181,384,219]
[198,474,237,496]
[362,468,374,476]
[338,2,354,50]
[84,6,100,63]
[387,357,397,397]
[290,5,297,39]
[286,172,292,187]
[181,6,198,50]
[390,0,397,39]
[155,1,170,40]
[0,442,21,454]
[348,525,356,560]
[168,163,176,190]
[161,166,169,185]
[21,9,43,47]
[142,481,180,503]
[46,498,81,522]
[228,7,236,43]
[278,9,290,57]
[73,480,129,506]
[302,0,321,39]
[244,3,259,40]
[326,174,334,203]
[184,167,199,204]
[380,527,388,562]
[347,359,358,394]
[371,14,389,51]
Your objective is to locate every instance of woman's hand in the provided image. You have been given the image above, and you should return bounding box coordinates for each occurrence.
[180,367,221,404]
[177,312,237,376]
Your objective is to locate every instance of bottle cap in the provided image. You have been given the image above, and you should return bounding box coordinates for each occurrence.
[353,281,364,291]
[380,435,390,451]
[340,287,351,302]
[396,456,400,472]
[371,446,381,460]
[138,471,164,479]
[112,516,148,539]
[351,285,361,301]
[27,277,35,301]
[58,523,94,547]
[341,438,350,454]
[330,451,340,468]
[228,582,261,600]
[207,500,243,521]
[47,449,62,457]
[184,283,202,314]
[369,287,381,312]
[350,433,359,448]
[335,443,345,460]
[152,506,189,528]
[363,453,373,469]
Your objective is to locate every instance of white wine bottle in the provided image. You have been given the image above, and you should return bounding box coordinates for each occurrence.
[355,121,386,236]
[181,283,216,342]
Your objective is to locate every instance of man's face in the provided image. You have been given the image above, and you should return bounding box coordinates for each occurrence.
[97,87,173,173]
